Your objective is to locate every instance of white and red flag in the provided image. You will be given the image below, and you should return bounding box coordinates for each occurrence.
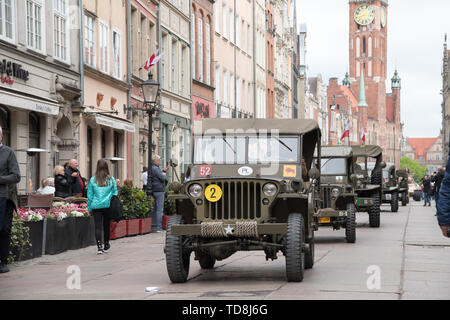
[361,128,366,144]
[144,50,164,71]
[340,122,350,141]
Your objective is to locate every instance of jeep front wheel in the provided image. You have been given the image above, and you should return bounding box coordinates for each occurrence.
[391,191,399,212]
[165,215,191,283]
[345,203,356,243]
[401,191,407,206]
[285,213,305,282]
[369,191,381,228]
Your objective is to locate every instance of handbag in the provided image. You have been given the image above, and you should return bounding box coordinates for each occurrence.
[109,195,124,222]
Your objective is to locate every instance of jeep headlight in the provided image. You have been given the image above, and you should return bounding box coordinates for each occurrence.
[263,183,278,197]
[332,188,340,198]
[188,184,203,198]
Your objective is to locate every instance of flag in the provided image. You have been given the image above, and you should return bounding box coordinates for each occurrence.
[361,128,366,144]
[340,122,350,141]
[144,50,164,71]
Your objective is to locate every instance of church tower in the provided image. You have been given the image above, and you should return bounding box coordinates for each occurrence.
[349,0,388,123]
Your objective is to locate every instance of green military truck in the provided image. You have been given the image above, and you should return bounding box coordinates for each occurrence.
[313,146,356,243]
[165,119,322,283]
[351,145,386,228]
[382,165,399,212]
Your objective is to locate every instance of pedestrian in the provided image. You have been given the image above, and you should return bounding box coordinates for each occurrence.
[0,126,21,273]
[437,142,450,238]
[36,177,55,195]
[54,165,71,198]
[87,159,118,254]
[142,167,148,191]
[123,178,133,188]
[432,167,445,210]
[421,175,432,206]
[151,155,169,233]
[65,159,85,197]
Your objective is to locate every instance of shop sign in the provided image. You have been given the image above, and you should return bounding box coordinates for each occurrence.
[0,59,29,84]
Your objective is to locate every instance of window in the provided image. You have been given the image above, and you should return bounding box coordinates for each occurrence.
[205,22,210,85]
[247,24,251,54]
[181,45,185,95]
[215,66,220,102]
[0,107,10,146]
[230,73,234,110]
[112,31,121,79]
[0,0,15,42]
[29,112,40,192]
[229,9,233,43]
[191,13,195,76]
[171,40,176,91]
[236,77,240,111]
[161,34,166,89]
[53,0,68,62]
[140,14,147,78]
[222,4,226,38]
[214,1,220,33]
[198,17,203,81]
[99,21,109,73]
[27,0,45,52]
[223,70,228,106]
[235,15,240,48]
[87,126,93,179]
[84,14,95,67]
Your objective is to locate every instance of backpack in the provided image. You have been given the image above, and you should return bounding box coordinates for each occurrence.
[109,195,124,222]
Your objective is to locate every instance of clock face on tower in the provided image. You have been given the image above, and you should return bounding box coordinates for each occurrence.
[354,4,375,26]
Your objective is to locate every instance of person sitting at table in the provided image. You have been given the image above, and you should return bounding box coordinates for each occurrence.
[54,165,71,198]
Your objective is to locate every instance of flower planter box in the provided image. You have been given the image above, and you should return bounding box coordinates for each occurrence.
[110,220,127,240]
[67,216,93,250]
[139,218,152,234]
[126,219,141,236]
[12,220,44,261]
[45,218,71,255]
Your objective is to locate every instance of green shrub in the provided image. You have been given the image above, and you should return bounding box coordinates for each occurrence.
[8,215,31,264]
[119,186,153,219]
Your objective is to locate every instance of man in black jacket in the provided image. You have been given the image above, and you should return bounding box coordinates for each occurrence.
[65,159,85,197]
[151,155,169,232]
[0,126,21,273]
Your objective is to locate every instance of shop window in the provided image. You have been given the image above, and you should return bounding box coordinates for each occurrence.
[0,106,10,146]
[113,131,120,178]
[87,126,93,179]
[29,112,40,192]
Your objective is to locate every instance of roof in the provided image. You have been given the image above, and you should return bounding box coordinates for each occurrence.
[407,137,438,159]
[339,85,358,108]
[195,118,321,136]
[351,145,383,158]
[316,146,353,158]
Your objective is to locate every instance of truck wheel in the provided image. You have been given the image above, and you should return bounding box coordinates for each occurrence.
[199,254,216,269]
[165,215,191,283]
[345,203,356,243]
[402,192,407,206]
[305,233,315,269]
[369,191,381,228]
[371,168,382,185]
[286,213,305,282]
[391,191,399,212]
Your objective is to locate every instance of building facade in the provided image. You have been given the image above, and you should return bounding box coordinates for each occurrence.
[442,36,450,162]
[0,0,81,194]
[265,0,275,118]
[405,136,444,173]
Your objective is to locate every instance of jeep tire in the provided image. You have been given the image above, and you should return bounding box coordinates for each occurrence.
[165,215,191,283]
[199,254,216,269]
[402,191,407,206]
[391,191,399,212]
[305,233,315,269]
[345,203,356,243]
[369,191,381,228]
[286,213,305,282]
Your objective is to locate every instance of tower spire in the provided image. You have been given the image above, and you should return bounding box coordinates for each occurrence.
[358,68,368,107]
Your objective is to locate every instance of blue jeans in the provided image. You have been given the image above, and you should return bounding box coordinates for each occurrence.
[153,192,165,231]
[424,193,431,205]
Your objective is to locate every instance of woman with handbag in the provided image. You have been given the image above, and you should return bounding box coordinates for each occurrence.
[87,159,118,254]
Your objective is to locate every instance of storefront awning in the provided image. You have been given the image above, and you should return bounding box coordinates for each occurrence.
[95,114,135,133]
[0,89,59,115]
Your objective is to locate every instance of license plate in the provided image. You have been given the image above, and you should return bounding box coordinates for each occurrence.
[319,217,331,223]
[386,194,392,201]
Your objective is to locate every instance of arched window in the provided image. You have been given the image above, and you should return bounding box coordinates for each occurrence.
[368,36,372,57]
[356,37,360,58]
[29,112,40,192]
[0,106,10,146]
[362,37,366,55]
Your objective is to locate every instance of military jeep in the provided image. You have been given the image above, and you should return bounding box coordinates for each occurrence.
[351,145,386,228]
[381,165,399,212]
[165,119,322,283]
[313,146,356,243]
[396,169,409,206]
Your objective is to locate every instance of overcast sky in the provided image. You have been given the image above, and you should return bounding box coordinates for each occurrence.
[297,0,448,138]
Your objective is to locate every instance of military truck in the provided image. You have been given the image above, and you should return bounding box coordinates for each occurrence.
[165,119,322,283]
[313,146,356,243]
[381,165,399,212]
[396,169,409,206]
[351,145,386,228]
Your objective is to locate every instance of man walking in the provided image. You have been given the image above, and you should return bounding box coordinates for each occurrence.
[0,126,21,273]
[151,155,168,232]
[422,175,432,206]
[65,159,85,197]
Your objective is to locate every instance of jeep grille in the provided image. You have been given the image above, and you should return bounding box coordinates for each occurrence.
[321,186,333,209]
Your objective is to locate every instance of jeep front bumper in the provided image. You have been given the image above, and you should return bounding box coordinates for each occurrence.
[170,223,287,237]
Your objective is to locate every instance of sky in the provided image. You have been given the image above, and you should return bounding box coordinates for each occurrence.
[297,0,449,138]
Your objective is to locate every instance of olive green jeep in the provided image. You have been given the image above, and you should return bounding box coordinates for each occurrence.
[164,118,322,283]
[382,165,399,212]
[313,146,356,243]
[351,145,386,228]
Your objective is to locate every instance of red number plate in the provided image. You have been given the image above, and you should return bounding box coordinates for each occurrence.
[199,165,212,177]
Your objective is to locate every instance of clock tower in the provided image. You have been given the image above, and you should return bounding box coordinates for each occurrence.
[349,0,388,122]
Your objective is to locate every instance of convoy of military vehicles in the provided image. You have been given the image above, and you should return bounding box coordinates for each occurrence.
[162,119,412,283]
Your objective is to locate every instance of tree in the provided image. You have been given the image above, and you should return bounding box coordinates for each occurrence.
[400,156,427,183]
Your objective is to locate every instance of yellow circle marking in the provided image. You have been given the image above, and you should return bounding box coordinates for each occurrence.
[205,184,222,202]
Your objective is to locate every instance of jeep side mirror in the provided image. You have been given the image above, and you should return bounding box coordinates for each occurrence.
[170,157,178,168]
[308,167,320,180]
[380,161,387,169]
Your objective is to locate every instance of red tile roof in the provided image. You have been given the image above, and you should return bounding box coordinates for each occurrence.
[407,137,438,160]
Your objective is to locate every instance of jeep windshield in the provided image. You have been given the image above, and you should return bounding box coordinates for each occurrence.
[194,136,299,164]
[321,158,346,175]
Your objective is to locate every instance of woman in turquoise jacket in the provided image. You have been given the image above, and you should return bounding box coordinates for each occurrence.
[87,159,118,254]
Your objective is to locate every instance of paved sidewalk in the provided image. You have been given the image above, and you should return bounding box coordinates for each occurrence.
[401,201,450,299]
